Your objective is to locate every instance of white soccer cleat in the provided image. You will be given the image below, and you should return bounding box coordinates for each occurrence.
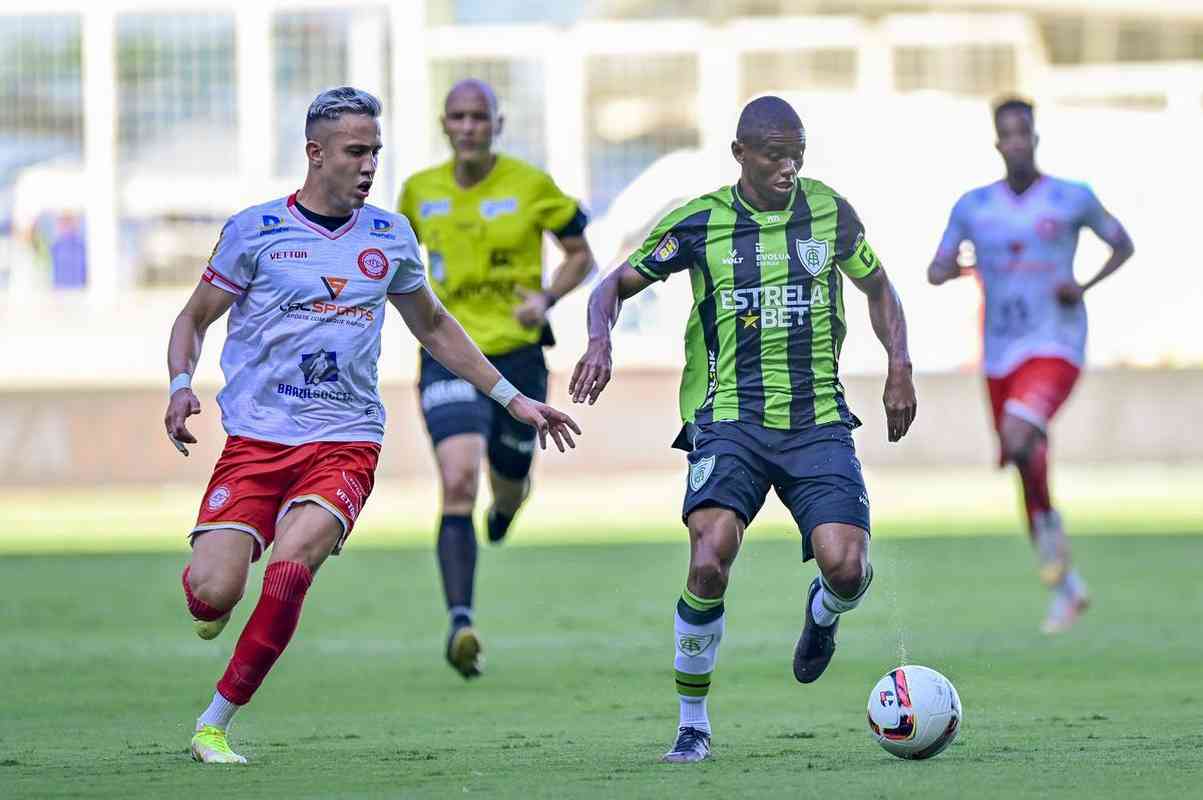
[1041,590,1090,635]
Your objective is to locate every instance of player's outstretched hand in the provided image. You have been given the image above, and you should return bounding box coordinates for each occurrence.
[1055,281,1084,306]
[513,287,550,329]
[569,337,612,405]
[164,388,202,456]
[507,395,581,453]
[883,366,917,443]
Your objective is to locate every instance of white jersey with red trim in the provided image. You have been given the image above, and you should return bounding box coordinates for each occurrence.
[203,193,425,445]
[936,175,1123,377]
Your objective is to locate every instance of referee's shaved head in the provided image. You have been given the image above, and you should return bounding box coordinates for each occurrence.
[736,96,805,146]
[445,78,500,119]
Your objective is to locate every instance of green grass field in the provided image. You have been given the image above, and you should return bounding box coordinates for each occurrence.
[1,467,1201,798]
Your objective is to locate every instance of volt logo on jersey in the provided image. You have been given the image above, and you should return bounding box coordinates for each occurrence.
[300,349,340,385]
[258,215,290,236]
[321,276,348,300]
[795,237,830,276]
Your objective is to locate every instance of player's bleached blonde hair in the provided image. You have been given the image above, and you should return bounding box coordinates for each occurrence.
[305,87,382,139]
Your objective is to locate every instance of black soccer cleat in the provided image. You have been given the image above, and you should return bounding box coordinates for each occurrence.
[661,726,712,763]
[485,507,514,544]
[793,577,838,684]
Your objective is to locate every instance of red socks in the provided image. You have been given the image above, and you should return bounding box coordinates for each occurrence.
[216,561,313,706]
[182,565,227,622]
[1018,438,1052,532]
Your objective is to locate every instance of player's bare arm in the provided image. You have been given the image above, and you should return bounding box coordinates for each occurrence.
[850,266,917,443]
[391,285,580,451]
[927,253,964,286]
[569,261,654,405]
[164,280,237,455]
[514,234,596,328]
[1056,216,1135,306]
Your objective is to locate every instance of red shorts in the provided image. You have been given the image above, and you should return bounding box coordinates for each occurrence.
[987,357,1080,435]
[191,436,381,561]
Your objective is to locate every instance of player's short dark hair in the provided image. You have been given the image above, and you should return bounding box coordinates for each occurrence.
[306,87,382,139]
[736,95,805,146]
[993,96,1034,129]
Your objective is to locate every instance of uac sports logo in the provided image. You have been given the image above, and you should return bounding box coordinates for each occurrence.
[678,633,715,656]
[300,349,340,385]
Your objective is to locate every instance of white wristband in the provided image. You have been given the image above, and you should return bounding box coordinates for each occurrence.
[488,377,520,408]
[169,373,192,397]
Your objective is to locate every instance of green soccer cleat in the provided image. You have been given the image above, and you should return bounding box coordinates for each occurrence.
[194,611,231,641]
[190,723,247,764]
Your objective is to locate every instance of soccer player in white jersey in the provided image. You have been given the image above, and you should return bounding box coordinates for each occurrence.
[163,87,580,765]
[928,98,1133,633]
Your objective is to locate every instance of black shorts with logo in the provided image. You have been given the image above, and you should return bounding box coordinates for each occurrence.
[418,344,548,480]
[682,420,870,561]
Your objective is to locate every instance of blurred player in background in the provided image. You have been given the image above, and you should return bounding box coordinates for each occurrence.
[928,97,1134,634]
[398,79,594,679]
[571,96,916,763]
[164,87,579,764]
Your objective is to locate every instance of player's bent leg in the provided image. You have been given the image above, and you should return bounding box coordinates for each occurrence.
[184,529,255,641]
[485,468,531,545]
[795,523,871,684]
[662,507,744,764]
[433,434,487,679]
[192,502,339,763]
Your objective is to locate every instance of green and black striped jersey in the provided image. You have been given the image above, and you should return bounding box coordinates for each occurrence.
[629,178,881,432]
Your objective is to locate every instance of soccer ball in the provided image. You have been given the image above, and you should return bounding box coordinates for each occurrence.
[867,665,962,760]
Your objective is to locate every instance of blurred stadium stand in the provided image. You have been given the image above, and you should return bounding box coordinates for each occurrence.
[1,1,1199,432]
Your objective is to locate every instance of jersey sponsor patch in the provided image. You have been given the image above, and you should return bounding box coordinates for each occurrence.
[689,454,716,491]
[480,197,518,219]
[654,233,680,263]
[796,237,830,276]
[370,218,396,239]
[357,248,388,280]
[418,199,451,218]
[321,276,348,300]
[299,349,340,385]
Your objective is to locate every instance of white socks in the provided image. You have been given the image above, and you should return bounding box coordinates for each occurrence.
[679,696,711,734]
[198,691,240,730]
[811,589,839,627]
[812,564,875,627]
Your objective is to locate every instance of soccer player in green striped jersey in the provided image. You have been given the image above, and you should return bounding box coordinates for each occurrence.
[570,96,917,763]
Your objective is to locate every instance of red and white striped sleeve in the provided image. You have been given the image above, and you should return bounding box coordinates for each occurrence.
[202,215,254,295]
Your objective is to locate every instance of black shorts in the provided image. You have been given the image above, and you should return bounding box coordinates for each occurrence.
[682,421,870,561]
[418,345,548,480]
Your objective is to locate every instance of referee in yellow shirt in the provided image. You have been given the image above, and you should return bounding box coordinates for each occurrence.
[399,79,595,679]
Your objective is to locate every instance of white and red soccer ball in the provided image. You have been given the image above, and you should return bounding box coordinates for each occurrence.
[867,665,962,759]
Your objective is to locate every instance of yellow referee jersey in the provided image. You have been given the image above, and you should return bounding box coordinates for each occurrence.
[399,154,585,356]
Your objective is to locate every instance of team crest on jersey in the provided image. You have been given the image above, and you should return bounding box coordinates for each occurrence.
[796,237,829,276]
[357,248,388,280]
[207,485,231,512]
[689,455,715,491]
[678,633,715,657]
[300,349,340,385]
[654,233,679,263]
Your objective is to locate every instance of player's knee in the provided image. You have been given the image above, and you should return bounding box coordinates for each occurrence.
[440,463,480,508]
[688,556,730,597]
[185,561,244,611]
[824,557,868,599]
